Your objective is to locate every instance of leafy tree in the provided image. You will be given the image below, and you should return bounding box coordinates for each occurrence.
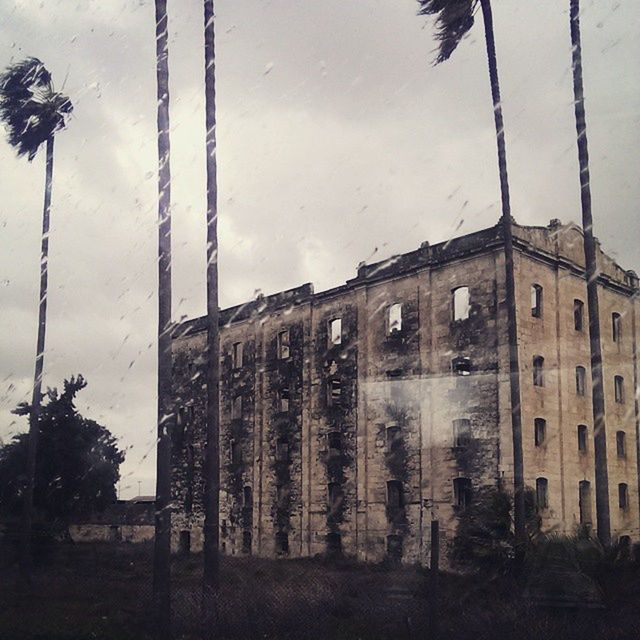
[451,486,540,573]
[0,57,73,568]
[0,376,124,527]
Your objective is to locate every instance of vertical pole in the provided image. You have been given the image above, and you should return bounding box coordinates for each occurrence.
[153,0,173,636]
[429,520,439,640]
[569,0,610,547]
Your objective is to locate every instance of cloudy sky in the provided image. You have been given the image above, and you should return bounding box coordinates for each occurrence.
[1,0,638,497]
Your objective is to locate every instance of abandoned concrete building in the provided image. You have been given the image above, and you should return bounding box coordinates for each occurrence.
[170,219,640,564]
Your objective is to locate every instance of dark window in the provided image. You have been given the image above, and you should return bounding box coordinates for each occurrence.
[387,480,404,509]
[453,477,472,508]
[452,356,471,376]
[232,395,243,420]
[328,482,342,513]
[279,387,290,413]
[386,534,403,562]
[576,366,586,396]
[578,425,588,453]
[616,431,626,458]
[536,477,548,509]
[327,378,342,407]
[388,303,402,333]
[328,431,342,455]
[612,312,622,343]
[276,437,289,463]
[579,480,592,525]
[531,284,543,318]
[386,425,400,450]
[533,356,544,387]
[277,329,290,359]
[534,418,546,447]
[232,341,243,368]
[275,532,289,555]
[453,418,471,448]
[453,286,470,321]
[242,530,252,554]
[326,532,342,553]
[574,299,584,331]
[243,485,253,508]
[615,376,625,403]
[329,318,342,345]
[179,530,191,555]
[230,439,242,465]
[276,484,288,506]
[619,483,629,510]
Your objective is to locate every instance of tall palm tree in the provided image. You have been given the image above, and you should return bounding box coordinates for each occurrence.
[568,0,610,546]
[417,0,527,562]
[152,0,173,635]
[0,57,72,574]
[202,0,221,631]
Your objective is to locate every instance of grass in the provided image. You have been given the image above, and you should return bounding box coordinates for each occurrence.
[1,542,639,639]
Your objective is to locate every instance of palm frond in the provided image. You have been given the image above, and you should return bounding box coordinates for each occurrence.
[418,0,479,64]
[0,57,73,161]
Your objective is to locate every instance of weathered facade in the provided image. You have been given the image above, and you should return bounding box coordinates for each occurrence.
[170,220,640,564]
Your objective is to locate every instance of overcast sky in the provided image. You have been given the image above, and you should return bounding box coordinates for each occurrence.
[1,0,638,498]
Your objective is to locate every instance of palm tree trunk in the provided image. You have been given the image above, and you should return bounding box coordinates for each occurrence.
[153,0,173,635]
[202,0,221,633]
[569,0,610,546]
[479,0,526,563]
[20,134,54,578]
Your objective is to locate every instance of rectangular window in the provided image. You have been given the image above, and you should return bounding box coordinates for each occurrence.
[329,318,342,345]
[616,431,626,458]
[531,284,543,318]
[619,483,629,509]
[452,356,472,376]
[232,341,244,368]
[536,478,548,509]
[614,376,625,404]
[612,313,622,343]
[386,425,401,450]
[232,395,243,420]
[533,356,544,387]
[576,366,586,396]
[387,480,404,509]
[453,477,472,508]
[328,482,342,512]
[327,378,342,407]
[453,287,470,321]
[276,437,289,463]
[577,425,588,453]
[579,481,592,525]
[453,418,471,448]
[230,439,242,465]
[277,329,290,359]
[388,303,402,334]
[574,299,584,331]
[279,387,290,413]
[534,418,546,447]
[328,431,342,455]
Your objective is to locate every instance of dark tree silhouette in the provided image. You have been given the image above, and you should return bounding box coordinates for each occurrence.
[0,376,124,532]
[152,0,173,636]
[202,0,222,634]
[0,57,72,574]
[568,0,610,546]
[417,0,526,563]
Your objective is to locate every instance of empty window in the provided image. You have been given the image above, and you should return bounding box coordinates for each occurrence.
[453,286,470,321]
[232,395,243,420]
[388,303,402,334]
[243,485,253,508]
[453,418,471,448]
[536,478,549,509]
[531,284,543,318]
[453,477,472,508]
[534,418,546,447]
[533,356,544,387]
[276,484,288,506]
[326,532,342,552]
[579,480,592,525]
[328,431,342,455]
[279,387,290,413]
[276,437,289,463]
[327,378,342,407]
[619,483,629,510]
[230,439,242,465]
[576,366,586,396]
[386,534,403,562]
[452,356,472,376]
[242,530,252,554]
[387,480,404,510]
[616,431,626,458]
[614,376,625,404]
[232,341,244,368]
[612,312,622,343]
[277,329,290,359]
[574,299,584,331]
[577,425,588,453]
[179,530,191,555]
[275,532,289,555]
[329,318,342,345]
[328,482,342,512]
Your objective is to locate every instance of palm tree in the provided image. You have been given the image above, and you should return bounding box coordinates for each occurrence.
[567,0,610,546]
[417,0,526,562]
[202,0,221,631]
[152,0,173,635]
[0,57,72,574]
